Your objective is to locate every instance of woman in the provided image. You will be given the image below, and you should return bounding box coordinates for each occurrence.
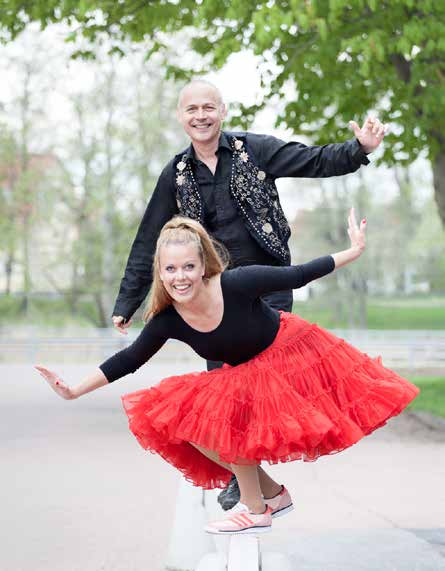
[36,209,419,535]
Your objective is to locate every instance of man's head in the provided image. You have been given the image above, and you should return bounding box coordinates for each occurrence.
[177,80,227,147]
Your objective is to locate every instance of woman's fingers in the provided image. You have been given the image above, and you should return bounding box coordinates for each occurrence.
[350,207,358,229]
[35,365,62,387]
[346,208,366,252]
[34,365,74,400]
[35,365,54,380]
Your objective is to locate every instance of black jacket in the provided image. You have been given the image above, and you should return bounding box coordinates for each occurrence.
[113,131,369,319]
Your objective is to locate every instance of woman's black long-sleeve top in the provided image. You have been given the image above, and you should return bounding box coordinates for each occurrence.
[100,255,335,382]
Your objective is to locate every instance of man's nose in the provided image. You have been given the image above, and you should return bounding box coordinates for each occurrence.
[196,108,207,120]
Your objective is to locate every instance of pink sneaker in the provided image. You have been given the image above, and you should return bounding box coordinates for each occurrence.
[205,503,273,535]
[264,485,294,519]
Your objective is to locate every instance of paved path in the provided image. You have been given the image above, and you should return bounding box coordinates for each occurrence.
[203,411,445,570]
[2,362,444,570]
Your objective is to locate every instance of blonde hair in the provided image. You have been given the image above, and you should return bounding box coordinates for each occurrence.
[143,217,229,321]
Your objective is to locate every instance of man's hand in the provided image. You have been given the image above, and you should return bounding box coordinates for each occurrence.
[112,315,133,335]
[349,116,388,154]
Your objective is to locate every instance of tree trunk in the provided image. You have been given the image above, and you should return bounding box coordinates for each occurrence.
[94,293,108,328]
[21,211,31,313]
[101,69,117,319]
[5,253,13,295]
[432,151,445,229]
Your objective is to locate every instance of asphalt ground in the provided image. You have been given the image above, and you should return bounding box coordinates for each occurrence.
[2,361,444,571]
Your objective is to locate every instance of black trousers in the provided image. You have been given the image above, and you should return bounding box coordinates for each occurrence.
[206,289,293,372]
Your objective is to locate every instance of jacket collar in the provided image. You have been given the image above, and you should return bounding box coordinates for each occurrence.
[181,131,233,163]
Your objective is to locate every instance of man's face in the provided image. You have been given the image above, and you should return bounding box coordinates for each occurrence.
[177,84,227,146]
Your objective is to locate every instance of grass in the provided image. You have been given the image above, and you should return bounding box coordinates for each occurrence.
[2,294,445,330]
[0,296,102,327]
[367,304,445,330]
[409,376,445,418]
[292,298,445,329]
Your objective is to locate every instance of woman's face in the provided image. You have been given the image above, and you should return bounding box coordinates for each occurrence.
[159,241,205,304]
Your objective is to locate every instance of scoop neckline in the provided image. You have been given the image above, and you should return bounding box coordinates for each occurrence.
[172,273,225,334]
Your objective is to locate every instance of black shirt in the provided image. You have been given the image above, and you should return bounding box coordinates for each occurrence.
[113,132,368,319]
[101,255,335,382]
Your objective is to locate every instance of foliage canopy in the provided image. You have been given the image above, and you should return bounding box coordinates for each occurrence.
[1,0,445,222]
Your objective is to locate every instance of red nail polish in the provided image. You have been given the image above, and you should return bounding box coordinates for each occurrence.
[55,381,60,386]
[362,218,366,223]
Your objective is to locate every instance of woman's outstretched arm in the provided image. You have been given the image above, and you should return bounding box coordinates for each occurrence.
[331,207,366,269]
[227,207,367,298]
[34,365,108,400]
[34,313,170,397]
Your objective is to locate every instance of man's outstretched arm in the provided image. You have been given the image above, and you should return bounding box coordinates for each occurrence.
[112,166,177,332]
[252,116,388,179]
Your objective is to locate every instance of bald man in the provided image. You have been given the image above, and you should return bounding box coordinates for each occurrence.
[112,80,387,508]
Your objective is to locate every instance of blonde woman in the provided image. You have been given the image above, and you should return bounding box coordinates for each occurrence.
[36,209,418,535]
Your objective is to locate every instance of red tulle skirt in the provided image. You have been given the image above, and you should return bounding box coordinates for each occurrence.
[121,312,419,489]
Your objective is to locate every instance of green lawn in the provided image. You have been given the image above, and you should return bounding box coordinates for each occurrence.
[0,296,102,327]
[409,376,445,418]
[2,294,445,330]
[367,304,445,329]
[292,298,445,329]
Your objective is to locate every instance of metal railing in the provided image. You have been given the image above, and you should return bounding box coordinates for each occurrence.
[2,328,444,371]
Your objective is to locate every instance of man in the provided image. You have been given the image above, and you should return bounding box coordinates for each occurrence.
[112,80,387,508]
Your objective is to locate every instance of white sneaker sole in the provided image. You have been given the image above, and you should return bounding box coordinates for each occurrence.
[271,503,294,519]
[205,525,272,535]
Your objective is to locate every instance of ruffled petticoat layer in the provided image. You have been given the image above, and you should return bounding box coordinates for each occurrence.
[121,312,419,490]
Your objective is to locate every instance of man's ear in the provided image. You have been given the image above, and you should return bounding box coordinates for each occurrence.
[220,103,228,120]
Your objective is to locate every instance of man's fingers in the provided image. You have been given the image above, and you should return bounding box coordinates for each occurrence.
[348,120,360,136]
[376,124,386,138]
[113,316,132,333]
[371,118,381,134]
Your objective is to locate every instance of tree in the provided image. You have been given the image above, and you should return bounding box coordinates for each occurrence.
[0,27,63,314]
[0,126,20,295]
[1,1,443,227]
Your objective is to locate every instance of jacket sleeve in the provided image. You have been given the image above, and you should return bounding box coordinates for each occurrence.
[112,165,178,320]
[248,133,369,179]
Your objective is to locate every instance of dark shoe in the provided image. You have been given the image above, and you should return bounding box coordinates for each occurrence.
[217,475,241,511]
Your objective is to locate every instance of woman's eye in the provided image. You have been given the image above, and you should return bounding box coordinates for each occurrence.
[186,264,194,270]
[166,266,174,272]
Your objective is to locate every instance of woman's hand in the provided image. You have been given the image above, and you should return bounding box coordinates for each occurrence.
[347,207,366,255]
[331,208,367,269]
[34,365,77,400]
